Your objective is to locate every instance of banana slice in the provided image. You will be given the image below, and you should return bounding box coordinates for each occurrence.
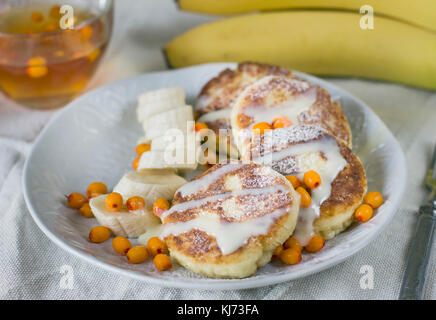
[137,224,163,246]
[138,150,198,170]
[113,169,186,209]
[89,195,161,238]
[137,87,186,124]
[144,105,194,140]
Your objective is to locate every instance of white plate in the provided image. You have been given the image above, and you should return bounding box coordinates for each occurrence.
[23,63,407,290]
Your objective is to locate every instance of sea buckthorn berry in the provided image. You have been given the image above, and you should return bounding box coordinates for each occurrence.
[136,143,151,156]
[86,182,107,199]
[31,12,44,23]
[147,237,168,255]
[112,236,132,255]
[195,122,208,132]
[153,198,170,217]
[67,193,87,209]
[280,248,302,265]
[81,26,93,41]
[89,226,111,243]
[364,191,383,209]
[44,23,57,32]
[78,203,94,218]
[303,170,321,189]
[105,192,123,212]
[154,254,172,271]
[355,204,374,223]
[132,156,140,170]
[272,245,283,258]
[305,235,325,253]
[87,48,100,62]
[49,5,61,19]
[296,187,311,208]
[26,56,48,78]
[126,196,145,211]
[126,246,149,264]
[286,175,301,189]
[284,237,303,252]
[272,116,292,129]
[252,122,272,135]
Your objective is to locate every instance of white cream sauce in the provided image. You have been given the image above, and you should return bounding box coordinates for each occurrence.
[176,162,244,198]
[253,137,347,245]
[162,161,292,255]
[161,208,288,255]
[243,87,317,128]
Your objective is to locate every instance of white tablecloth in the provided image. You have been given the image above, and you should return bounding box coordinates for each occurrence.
[1,0,435,300]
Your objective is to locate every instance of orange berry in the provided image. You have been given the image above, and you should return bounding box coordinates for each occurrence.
[296,187,311,208]
[355,204,374,223]
[31,12,44,23]
[272,116,292,129]
[67,193,87,209]
[78,203,94,218]
[132,156,140,170]
[153,254,172,271]
[136,143,151,156]
[87,48,100,62]
[195,122,208,132]
[112,236,132,255]
[303,170,321,189]
[126,246,149,264]
[147,237,168,255]
[153,198,170,217]
[81,26,93,41]
[280,248,302,265]
[305,235,325,253]
[26,66,48,78]
[284,237,303,252]
[86,182,107,199]
[286,175,301,189]
[272,245,283,258]
[89,226,111,243]
[364,191,383,209]
[49,5,61,19]
[252,122,272,135]
[27,56,46,67]
[105,192,123,212]
[44,22,57,32]
[126,196,145,211]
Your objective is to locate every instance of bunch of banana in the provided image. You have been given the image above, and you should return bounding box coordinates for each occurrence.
[136,87,199,170]
[177,0,436,32]
[165,9,436,90]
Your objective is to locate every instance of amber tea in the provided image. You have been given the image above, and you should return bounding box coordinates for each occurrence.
[0,1,113,109]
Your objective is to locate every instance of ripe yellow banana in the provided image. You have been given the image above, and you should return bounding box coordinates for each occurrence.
[164,11,436,90]
[177,0,436,32]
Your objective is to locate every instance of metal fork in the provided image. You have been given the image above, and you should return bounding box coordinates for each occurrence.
[399,144,436,300]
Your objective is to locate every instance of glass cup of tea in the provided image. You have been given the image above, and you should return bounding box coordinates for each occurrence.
[0,0,113,109]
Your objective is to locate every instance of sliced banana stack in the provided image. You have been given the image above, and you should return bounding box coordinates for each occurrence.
[136,86,186,125]
[136,87,199,171]
[89,195,161,238]
[144,105,194,141]
[113,169,186,210]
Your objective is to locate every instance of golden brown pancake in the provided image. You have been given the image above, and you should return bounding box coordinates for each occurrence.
[243,125,366,242]
[196,62,294,158]
[231,75,352,158]
[161,160,300,278]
